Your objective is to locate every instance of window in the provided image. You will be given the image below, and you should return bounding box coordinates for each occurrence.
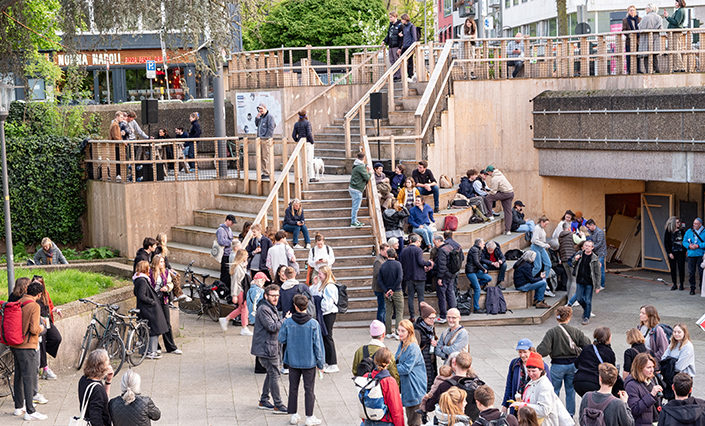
[505,0,510,7]
[444,0,452,17]
[513,0,518,5]
[27,79,47,100]
[549,18,557,36]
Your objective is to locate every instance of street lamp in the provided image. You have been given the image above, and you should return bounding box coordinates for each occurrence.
[0,82,15,295]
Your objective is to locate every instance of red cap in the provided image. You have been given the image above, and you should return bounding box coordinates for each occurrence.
[253,272,270,281]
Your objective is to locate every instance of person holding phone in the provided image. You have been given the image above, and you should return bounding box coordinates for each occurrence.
[683,218,705,295]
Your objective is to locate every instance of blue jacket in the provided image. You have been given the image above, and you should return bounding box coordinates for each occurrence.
[401,22,417,49]
[283,203,305,227]
[278,313,325,369]
[247,286,264,325]
[399,244,431,281]
[378,259,403,292]
[458,176,474,199]
[409,204,434,228]
[684,227,705,258]
[502,357,551,411]
[513,260,542,288]
[395,342,427,407]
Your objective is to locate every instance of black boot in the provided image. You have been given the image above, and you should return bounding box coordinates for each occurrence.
[690,288,696,295]
[671,284,678,291]
[680,284,684,291]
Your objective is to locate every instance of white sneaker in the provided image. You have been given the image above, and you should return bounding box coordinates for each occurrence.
[294,244,304,249]
[572,301,580,307]
[170,349,183,354]
[182,295,192,302]
[505,231,512,236]
[219,317,229,331]
[280,367,289,375]
[290,413,301,424]
[590,312,596,318]
[33,393,48,405]
[323,364,339,373]
[305,244,311,249]
[306,415,322,426]
[157,349,162,354]
[146,352,162,359]
[545,290,556,298]
[24,411,48,421]
[41,368,57,380]
[240,328,253,336]
[13,407,25,416]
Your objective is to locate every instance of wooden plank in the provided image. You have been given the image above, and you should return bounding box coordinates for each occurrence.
[641,193,672,272]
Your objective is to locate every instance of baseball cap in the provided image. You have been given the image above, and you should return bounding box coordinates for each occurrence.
[514,200,525,207]
[485,165,495,172]
[516,338,533,350]
[253,272,270,281]
[226,214,237,223]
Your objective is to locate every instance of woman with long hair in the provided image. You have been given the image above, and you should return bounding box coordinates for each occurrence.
[149,255,182,355]
[109,370,161,426]
[664,216,686,291]
[32,275,62,381]
[8,276,30,302]
[664,0,687,73]
[360,348,403,426]
[395,319,427,426]
[133,261,168,359]
[283,198,311,249]
[154,233,189,302]
[79,349,114,426]
[307,233,335,285]
[573,327,617,396]
[435,386,470,426]
[311,265,339,373]
[291,109,317,182]
[459,17,477,80]
[397,176,421,211]
[624,352,662,425]
[272,264,287,286]
[218,249,253,336]
[662,323,695,377]
[638,305,669,364]
[517,406,539,426]
[624,328,648,379]
[413,302,437,392]
[239,221,252,242]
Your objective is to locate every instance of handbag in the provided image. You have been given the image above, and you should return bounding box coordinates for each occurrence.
[210,239,224,263]
[69,382,99,426]
[439,174,452,188]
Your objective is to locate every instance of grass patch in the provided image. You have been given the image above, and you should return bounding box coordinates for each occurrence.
[0,269,130,306]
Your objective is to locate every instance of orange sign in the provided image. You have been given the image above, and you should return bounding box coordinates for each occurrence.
[54,48,191,67]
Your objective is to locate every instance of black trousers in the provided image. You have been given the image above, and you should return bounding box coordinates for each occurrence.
[400,46,414,78]
[160,304,178,352]
[220,256,231,288]
[406,280,425,319]
[688,256,703,290]
[322,313,337,365]
[669,251,686,286]
[11,348,37,414]
[288,367,316,417]
[39,322,62,368]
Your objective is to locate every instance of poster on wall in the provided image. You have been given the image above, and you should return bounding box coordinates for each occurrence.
[236,91,283,135]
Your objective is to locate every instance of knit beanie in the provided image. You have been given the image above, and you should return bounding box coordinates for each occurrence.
[526,352,544,369]
[419,302,436,320]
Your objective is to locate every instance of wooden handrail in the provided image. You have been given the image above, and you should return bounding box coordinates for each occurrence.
[361,135,386,250]
[241,137,308,248]
[233,44,383,55]
[343,42,424,159]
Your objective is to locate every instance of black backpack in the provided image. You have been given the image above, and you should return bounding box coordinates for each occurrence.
[447,376,485,419]
[356,345,376,377]
[335,283,349,313]
[505,249,523,260]
[580,392,617,426]
[476,413,511,426]
[296,285,317,317]
[485,286,510,315]
[444,244,463,275]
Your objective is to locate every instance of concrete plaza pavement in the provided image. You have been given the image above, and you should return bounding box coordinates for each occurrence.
[2,269,705,425]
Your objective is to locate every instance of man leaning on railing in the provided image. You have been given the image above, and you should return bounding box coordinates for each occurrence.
[256,103,276,179]
[507,33,525,78]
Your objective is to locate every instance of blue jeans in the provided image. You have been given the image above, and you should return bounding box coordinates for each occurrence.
[550,363,577,416]
[516,220,535,233]
[576,283,593,319]
[413,226,434,246]
[374,291,386,323]
[349,187,363,224]
[466,271,492,310]
[282,223,310,245]
[598,256,605,289]
[516,279,547,302]
[531,245,552,276]
[418,186,440,210]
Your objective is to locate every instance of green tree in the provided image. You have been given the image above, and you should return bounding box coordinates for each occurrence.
[248,0,387,51]
[557,0,568,36]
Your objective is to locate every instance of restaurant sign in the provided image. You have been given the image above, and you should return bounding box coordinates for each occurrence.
[54,49,186,67]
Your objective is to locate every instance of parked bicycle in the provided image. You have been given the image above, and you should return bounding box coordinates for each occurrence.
[0,344,13,398]
[179,260,221,322]
[113,308,150,367]
[76,299,126,374]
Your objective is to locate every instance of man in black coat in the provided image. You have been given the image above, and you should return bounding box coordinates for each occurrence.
[434,231,464,323]
[251,284,287,413]
[399,234,433,321]
[658,373,705,426]
[378,248,404,338]
[480,240,507,290]
[465,238,491,314]
[133,237,157,273]
[246,224,272,279]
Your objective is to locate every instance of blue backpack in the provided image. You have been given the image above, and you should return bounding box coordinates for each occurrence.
[354,369,391,421]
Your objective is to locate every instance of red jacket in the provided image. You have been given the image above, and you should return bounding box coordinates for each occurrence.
[365,369,404,426]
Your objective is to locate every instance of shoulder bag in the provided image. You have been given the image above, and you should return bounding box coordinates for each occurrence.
[69,382,100,426]
[559,324,582,356]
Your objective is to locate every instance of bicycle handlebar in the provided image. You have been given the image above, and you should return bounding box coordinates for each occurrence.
[79,299,120,312]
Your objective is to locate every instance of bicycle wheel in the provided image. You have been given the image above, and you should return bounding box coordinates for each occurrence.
[101,334,125,375]
[205,291,221,322]
[0,346,13,398]
[77,327,94,370]
[126,322,149,366]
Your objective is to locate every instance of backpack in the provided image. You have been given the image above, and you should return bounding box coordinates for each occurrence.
[296,285,317,317]
[0,300,34,346]
[354,369,391,421]
[476,413,511,426]
[443,216,458,232]
[580,392,617,426]
[485,286,510,315]
[658,324,674,341]
[505,249,523,260]
[335,283,349,314]
[443,244,463,275]
[659,356,678,400]
[447,376,485,411]
[356,345,376,377]
[469,215,484,224]
[214,280,231,301]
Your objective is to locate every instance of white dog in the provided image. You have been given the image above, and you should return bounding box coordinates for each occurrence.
[312,158,325,181]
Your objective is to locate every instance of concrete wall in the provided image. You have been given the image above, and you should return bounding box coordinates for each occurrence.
[429,73,705,231]
[86,179,239,257]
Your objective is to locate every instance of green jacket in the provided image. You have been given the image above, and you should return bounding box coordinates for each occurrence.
[536,323,591,361]
[349,160,371,192]
[666,8,685,29]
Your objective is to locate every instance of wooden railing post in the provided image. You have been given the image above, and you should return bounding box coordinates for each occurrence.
[580,36,588,76]
[255,137,262,196]
[388,72,395,115]
[243,137,250,194]
[344,118,352,159]
[390,134,396,168]
[402,57,409,95]
[268,138,275,193]
[597,35,606,76]
[282,137,288,172]
[359,104,367,152]
[294,154,302,200]
[302,140,309,192]
[416,43,424,82]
